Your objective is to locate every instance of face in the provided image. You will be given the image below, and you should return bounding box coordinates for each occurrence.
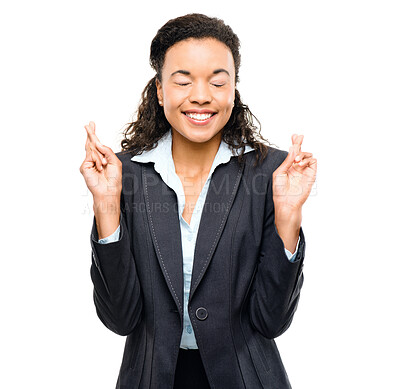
[156,38,236,144]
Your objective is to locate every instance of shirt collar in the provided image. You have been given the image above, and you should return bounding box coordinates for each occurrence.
[130,128,255,171]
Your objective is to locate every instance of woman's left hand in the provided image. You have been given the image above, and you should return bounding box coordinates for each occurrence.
[272,134,317,215]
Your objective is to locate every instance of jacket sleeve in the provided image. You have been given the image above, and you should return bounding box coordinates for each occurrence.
[248,153,306,339]
[90,202,143,336]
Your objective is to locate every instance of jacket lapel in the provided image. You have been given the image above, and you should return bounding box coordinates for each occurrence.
[189,158,244,302]
[142,164,184,315]
[142,158,244,312]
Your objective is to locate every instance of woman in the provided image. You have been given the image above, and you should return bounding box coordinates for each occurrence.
[80,13,317,389]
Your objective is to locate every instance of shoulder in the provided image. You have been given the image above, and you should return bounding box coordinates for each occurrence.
[115,150,147,174]
[115,150,155,201]
[115,150,145,196]
[262,145,288,169]
[243,145,288,175]
[116,150,134,165]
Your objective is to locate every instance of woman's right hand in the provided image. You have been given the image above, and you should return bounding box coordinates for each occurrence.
[79,121,122,203]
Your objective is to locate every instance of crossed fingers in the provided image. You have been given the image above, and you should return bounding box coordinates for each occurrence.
[291,134,316,169]
[85,121,107,172]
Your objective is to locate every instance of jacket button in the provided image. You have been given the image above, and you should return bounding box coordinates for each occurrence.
[195,307,208,320]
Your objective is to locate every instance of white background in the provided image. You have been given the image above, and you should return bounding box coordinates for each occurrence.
[1,0,399,388]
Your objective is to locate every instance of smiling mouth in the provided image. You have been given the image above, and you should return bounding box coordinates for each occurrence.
[183,112,216,121]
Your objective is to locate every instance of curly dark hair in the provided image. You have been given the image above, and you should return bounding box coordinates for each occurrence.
[120,13,274,166]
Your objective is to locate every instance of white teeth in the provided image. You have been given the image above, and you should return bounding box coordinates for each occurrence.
[185,112,213,121]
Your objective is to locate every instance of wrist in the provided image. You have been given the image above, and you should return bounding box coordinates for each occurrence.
[93,197,121,216]
[93,192,120,206]
[274,205,302,226]
[274,207,302,254]
[93,201,121,241]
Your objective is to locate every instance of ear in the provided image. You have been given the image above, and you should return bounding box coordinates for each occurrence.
[155,78,163,103]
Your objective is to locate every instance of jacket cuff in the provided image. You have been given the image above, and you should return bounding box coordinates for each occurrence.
[271,222,306,270]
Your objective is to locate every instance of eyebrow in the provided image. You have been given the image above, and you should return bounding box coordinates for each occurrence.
[170,69,230,77]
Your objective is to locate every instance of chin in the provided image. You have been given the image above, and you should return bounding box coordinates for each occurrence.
[184,129,221,144]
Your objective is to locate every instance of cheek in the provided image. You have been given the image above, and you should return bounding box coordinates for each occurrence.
[163,87,187,108]
[218,89,235,109]
[220,96,234,113]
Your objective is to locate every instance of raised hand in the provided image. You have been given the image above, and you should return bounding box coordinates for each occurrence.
[79,121,122,203]
[273,134,317,214]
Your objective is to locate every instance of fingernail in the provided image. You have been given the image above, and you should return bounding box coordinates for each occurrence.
[102,158,107,164]
[295,156,301,162]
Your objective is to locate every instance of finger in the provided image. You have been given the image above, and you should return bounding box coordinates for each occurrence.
[85,123,101,145]
[275,144,298,175]
[294,152,313,163]
[86,137,104,171]
[275,134,303,175]
[297,157,317,167]
[84,123,117,164]
[91,149,103,171]
[79,160,95,175]
[85,133,104,164]
[94,147,107,166]
[85,129,108,165]
[94,141,108,163]
[95,142,118,164]
[291,134,303,156]
[85,126,107,162]
[85,136,89,154]
[292,134,304,147]
[85,136,95,161]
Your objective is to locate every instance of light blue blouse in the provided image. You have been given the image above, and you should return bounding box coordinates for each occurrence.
[98,129,300,349]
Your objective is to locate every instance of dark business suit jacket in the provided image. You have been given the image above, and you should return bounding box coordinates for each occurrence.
[89,145,306,388]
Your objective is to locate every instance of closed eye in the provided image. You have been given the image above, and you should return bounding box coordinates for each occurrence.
[175,82,225,87]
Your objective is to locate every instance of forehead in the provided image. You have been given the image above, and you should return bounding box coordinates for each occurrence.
[162,38,234,74]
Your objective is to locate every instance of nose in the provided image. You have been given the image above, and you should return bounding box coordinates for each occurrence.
[188,81,212,105]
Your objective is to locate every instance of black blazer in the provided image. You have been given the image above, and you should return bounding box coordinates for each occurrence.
[90,146,306,389]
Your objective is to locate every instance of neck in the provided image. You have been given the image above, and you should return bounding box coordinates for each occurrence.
[171,129,222,179]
